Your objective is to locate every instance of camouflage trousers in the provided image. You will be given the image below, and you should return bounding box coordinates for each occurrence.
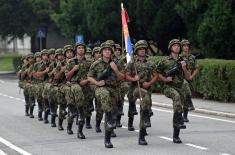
[91,84,103,120]
[42,82,51,113]
[95,86,118,113]
[56,84,68,120]
[117,82,129,106]
[182,80,192,111]
[128,85,152,110]
[81,84,94,117]
[24,82,35,107]
[95,86,118,131]
[127,85,152,129]
[163,85,186,113]
[163,85,187,127]
[35,82,44,104]
[48,84,60,117]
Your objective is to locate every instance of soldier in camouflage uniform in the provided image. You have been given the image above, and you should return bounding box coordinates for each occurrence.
[180,39,198,122]
[19,54,35,117]
[30,52,42,119]
[35,49,50,124]
[71,42,92,139]
[88,41,125,148]
[32,52,45,121]
[114,44,128,128]
[85,47,93,61]
[91,46,104,133]
[45,48,59,127]
[126,40,158,145]
[84,47,95,129]
[50,48,67,131]
[156,39,191,143]
[93,46,101,61]
[63,45,76,135]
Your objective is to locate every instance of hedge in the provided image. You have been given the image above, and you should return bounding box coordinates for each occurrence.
[0,53,22,71]
[150,56,235,102]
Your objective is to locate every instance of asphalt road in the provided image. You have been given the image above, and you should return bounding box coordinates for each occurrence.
[0,79,235,155]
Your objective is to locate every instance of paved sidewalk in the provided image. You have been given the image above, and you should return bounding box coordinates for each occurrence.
[126,93,235,118]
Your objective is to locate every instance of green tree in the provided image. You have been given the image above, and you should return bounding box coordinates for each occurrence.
[197,0,234,59]
[0,0,33,39]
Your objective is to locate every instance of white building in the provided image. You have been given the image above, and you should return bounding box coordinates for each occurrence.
[0,35,31,54]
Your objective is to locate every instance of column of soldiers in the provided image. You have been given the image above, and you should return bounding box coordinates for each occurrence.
[17,38,198,148]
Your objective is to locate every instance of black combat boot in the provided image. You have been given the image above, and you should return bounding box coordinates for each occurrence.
[95,119,102,133]
[38,111,43,121]
[118,102,124,116]
[86,116,92,129]
[51,115,57,127]
[173,128,182,144]
[138,128,148,145]
[129,101,138,116]
[110,130,117,137]
[128,117,135,131]
[173,112,186,129]
[77,122,85,139]
[183,110,189,122]
[187,96,195,111]
[67,122,73,135]
[29,106,34,118]
[149,109,154,117]
[105,112,115,130]
[143,128,148,136]
[58,119,64,131]
[44,110,49,124]
[25,105,30,116]
[143,109,151,128]
[116,115,122,128]
[104,130,113,148]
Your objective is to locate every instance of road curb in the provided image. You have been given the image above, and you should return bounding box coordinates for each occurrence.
[125,98,235,119]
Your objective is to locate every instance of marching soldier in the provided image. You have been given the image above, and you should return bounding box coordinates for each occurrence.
[31,52,42,119]
[19,54,35,117]
[49,48,68,131]
[35,49,50,124]
[156,39,191,143]
[126,40,157,145]
[88,41,125,148]
[92,46,104,133]
[73,42,93,138]
[114,43,128,128]
[180,39,198,122]
[46,49,59,127]
[63,45,77,135]
[92,47,101,61]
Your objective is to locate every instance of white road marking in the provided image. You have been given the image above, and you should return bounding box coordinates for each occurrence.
[0,150,7,155]
[0,137,31,155]
[220,153,231,155]
[124,103,235,124]
[159,136,172,141]
[185,143,208,150]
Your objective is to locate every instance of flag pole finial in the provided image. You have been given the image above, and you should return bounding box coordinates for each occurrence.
[121,3,124,10]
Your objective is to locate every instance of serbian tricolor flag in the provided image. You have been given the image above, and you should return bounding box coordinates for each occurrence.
[121,3,133,63]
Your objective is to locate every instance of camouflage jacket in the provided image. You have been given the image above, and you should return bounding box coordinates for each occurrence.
[52,60,66,85]
[65,57,91,83]
[126,56,155,86]
[156,55,184,88]
[37,60,50,81]
[88,58,118,87]
[180,53,198,73]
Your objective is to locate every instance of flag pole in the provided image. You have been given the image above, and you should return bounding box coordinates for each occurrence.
[121,3,143,103]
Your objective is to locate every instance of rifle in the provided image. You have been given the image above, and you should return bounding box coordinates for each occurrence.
[97,56,125,81]
[166,53,200,77]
